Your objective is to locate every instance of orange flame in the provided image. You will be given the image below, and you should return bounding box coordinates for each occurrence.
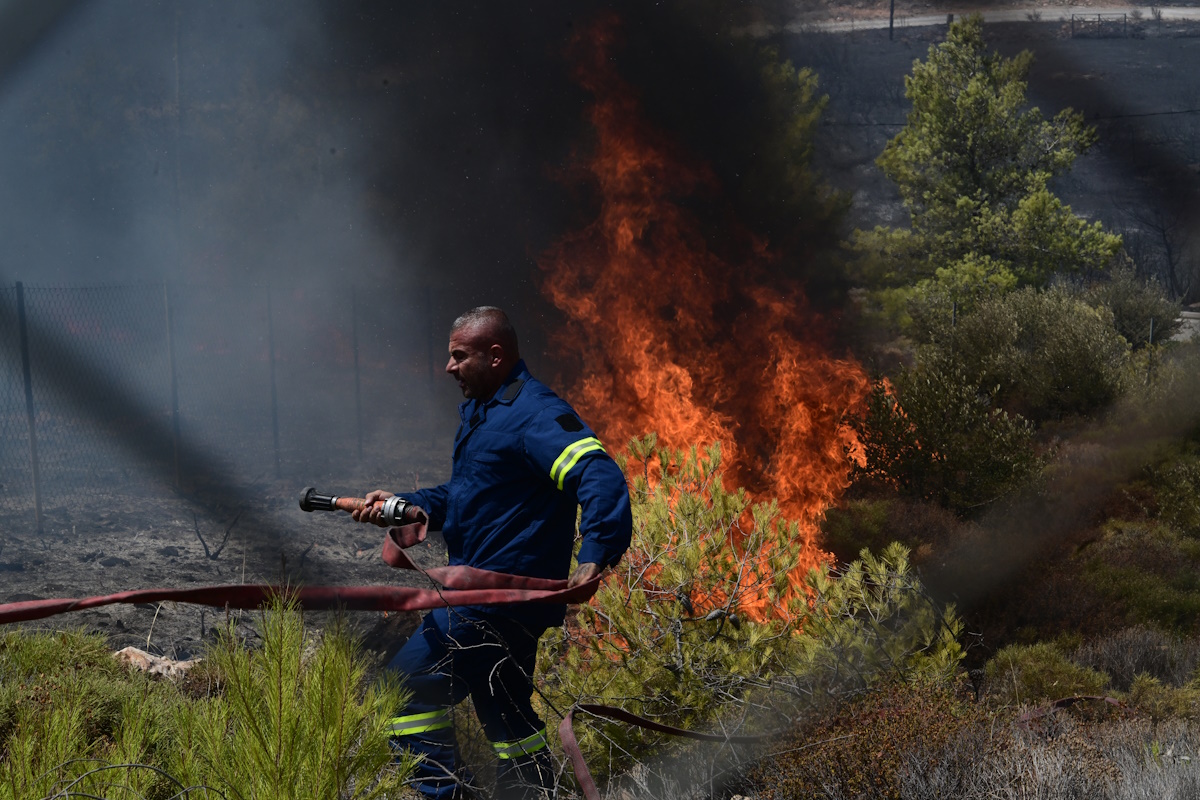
[541,19,869,621]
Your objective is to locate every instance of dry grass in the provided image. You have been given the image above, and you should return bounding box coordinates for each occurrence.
[1072,625,1200,691]
[740,617,1200,800]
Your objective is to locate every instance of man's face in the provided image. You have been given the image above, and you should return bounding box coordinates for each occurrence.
[446,325,504,400]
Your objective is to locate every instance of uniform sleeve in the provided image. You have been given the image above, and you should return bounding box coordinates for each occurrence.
[524,407,632,569]
[399,484,449,531]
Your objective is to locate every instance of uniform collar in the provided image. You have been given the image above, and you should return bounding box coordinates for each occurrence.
[491,360,530,406]
[459,360,530,422]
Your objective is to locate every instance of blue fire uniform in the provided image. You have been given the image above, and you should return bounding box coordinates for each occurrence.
[385,360,632,799]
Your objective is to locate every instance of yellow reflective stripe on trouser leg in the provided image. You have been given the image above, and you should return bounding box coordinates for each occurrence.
[387,709,452,736]
[492,728,549,759]
[550,437,605,490]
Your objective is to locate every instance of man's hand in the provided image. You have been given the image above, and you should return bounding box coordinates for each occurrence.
[351,490,394,526]
[568,561,603,589]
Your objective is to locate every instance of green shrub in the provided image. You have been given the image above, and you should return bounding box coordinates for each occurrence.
[854,368,1042,511]
[169,600,415,800]
[540,437,965,782]
[799,543,964,695]
[1152,449,1200,537]
[0,629,179,799]
[1084,520,1200,633]
[1086,261,1182,348]
[985,642,1109,706]
[820,498,965,564]
[820,498,896,561]
[906,252,1018,335]
[0,601,415,800]
[1128,673,1200,727]
[928,285,1131,423]
[1118,342,1200,428]
[539,438,818,780]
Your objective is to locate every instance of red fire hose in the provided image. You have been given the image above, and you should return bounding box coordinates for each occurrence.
[0,522,599,625]
[0,499,772,798]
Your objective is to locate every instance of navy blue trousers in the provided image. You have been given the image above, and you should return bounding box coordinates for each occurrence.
[386,607,554,799]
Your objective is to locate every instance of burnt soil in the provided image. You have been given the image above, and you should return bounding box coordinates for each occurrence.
[0,438,456,666]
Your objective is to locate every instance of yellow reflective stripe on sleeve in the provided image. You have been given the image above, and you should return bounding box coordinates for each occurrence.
[550,437,605,490]
[387,710,452,736]
[492,728,549,759]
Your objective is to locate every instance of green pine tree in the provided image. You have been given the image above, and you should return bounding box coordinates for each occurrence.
[855,14,1122,321]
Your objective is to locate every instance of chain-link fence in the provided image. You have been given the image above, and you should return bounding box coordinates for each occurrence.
[0,282,448,531]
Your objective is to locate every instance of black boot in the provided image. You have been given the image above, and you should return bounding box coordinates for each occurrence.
[493,751,555,800]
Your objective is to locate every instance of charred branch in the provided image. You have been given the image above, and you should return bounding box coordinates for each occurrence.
[192,509,240,560]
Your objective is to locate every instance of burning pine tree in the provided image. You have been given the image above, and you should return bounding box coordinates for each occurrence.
[540,18,869,618]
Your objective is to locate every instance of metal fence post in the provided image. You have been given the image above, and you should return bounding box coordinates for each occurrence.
[267,286,281,478]
[163,282,182,488]
[15,282,43,533]
[425,285,437,446]
[351,288,363,461]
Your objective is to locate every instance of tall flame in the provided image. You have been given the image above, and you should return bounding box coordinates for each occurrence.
[541,20,869,612]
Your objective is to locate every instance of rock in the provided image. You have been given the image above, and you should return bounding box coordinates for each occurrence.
[114,646,198,679]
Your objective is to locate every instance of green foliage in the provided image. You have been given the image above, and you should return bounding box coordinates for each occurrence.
[854,367,1041,511]
[539,438,812,778]
[1127,673,1200,725]
[0,602,414,800]
[985,642,1110,706]
[925,286,1131,422]
[1084,520,1200,633]
[907,252,1018,324]
[170,600,414,800]
[858,284,1130,512]
[820,499,896,560]
[857,14,1121,301]
[849,18,1141,510]
[1054,399,1200,639]
[800,543,965,691]
[1119,341,1200,427]
[1151,448,1200,536]
[0,629,180,799]
[1086,260,1183,348]
[881,17,1087,225]
[540,438,964,781]
[821,498,966,566]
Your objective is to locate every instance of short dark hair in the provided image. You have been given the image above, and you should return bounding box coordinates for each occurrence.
[452,306,520,357]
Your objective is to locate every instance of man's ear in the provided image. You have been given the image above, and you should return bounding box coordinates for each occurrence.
[488,344,505,367]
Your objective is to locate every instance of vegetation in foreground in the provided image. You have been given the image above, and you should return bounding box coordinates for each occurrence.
[0,601,415,800]
[536,437,963,788]
[751,672,1200,800]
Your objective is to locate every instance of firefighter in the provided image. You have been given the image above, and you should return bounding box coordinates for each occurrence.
[353,306,632,799]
